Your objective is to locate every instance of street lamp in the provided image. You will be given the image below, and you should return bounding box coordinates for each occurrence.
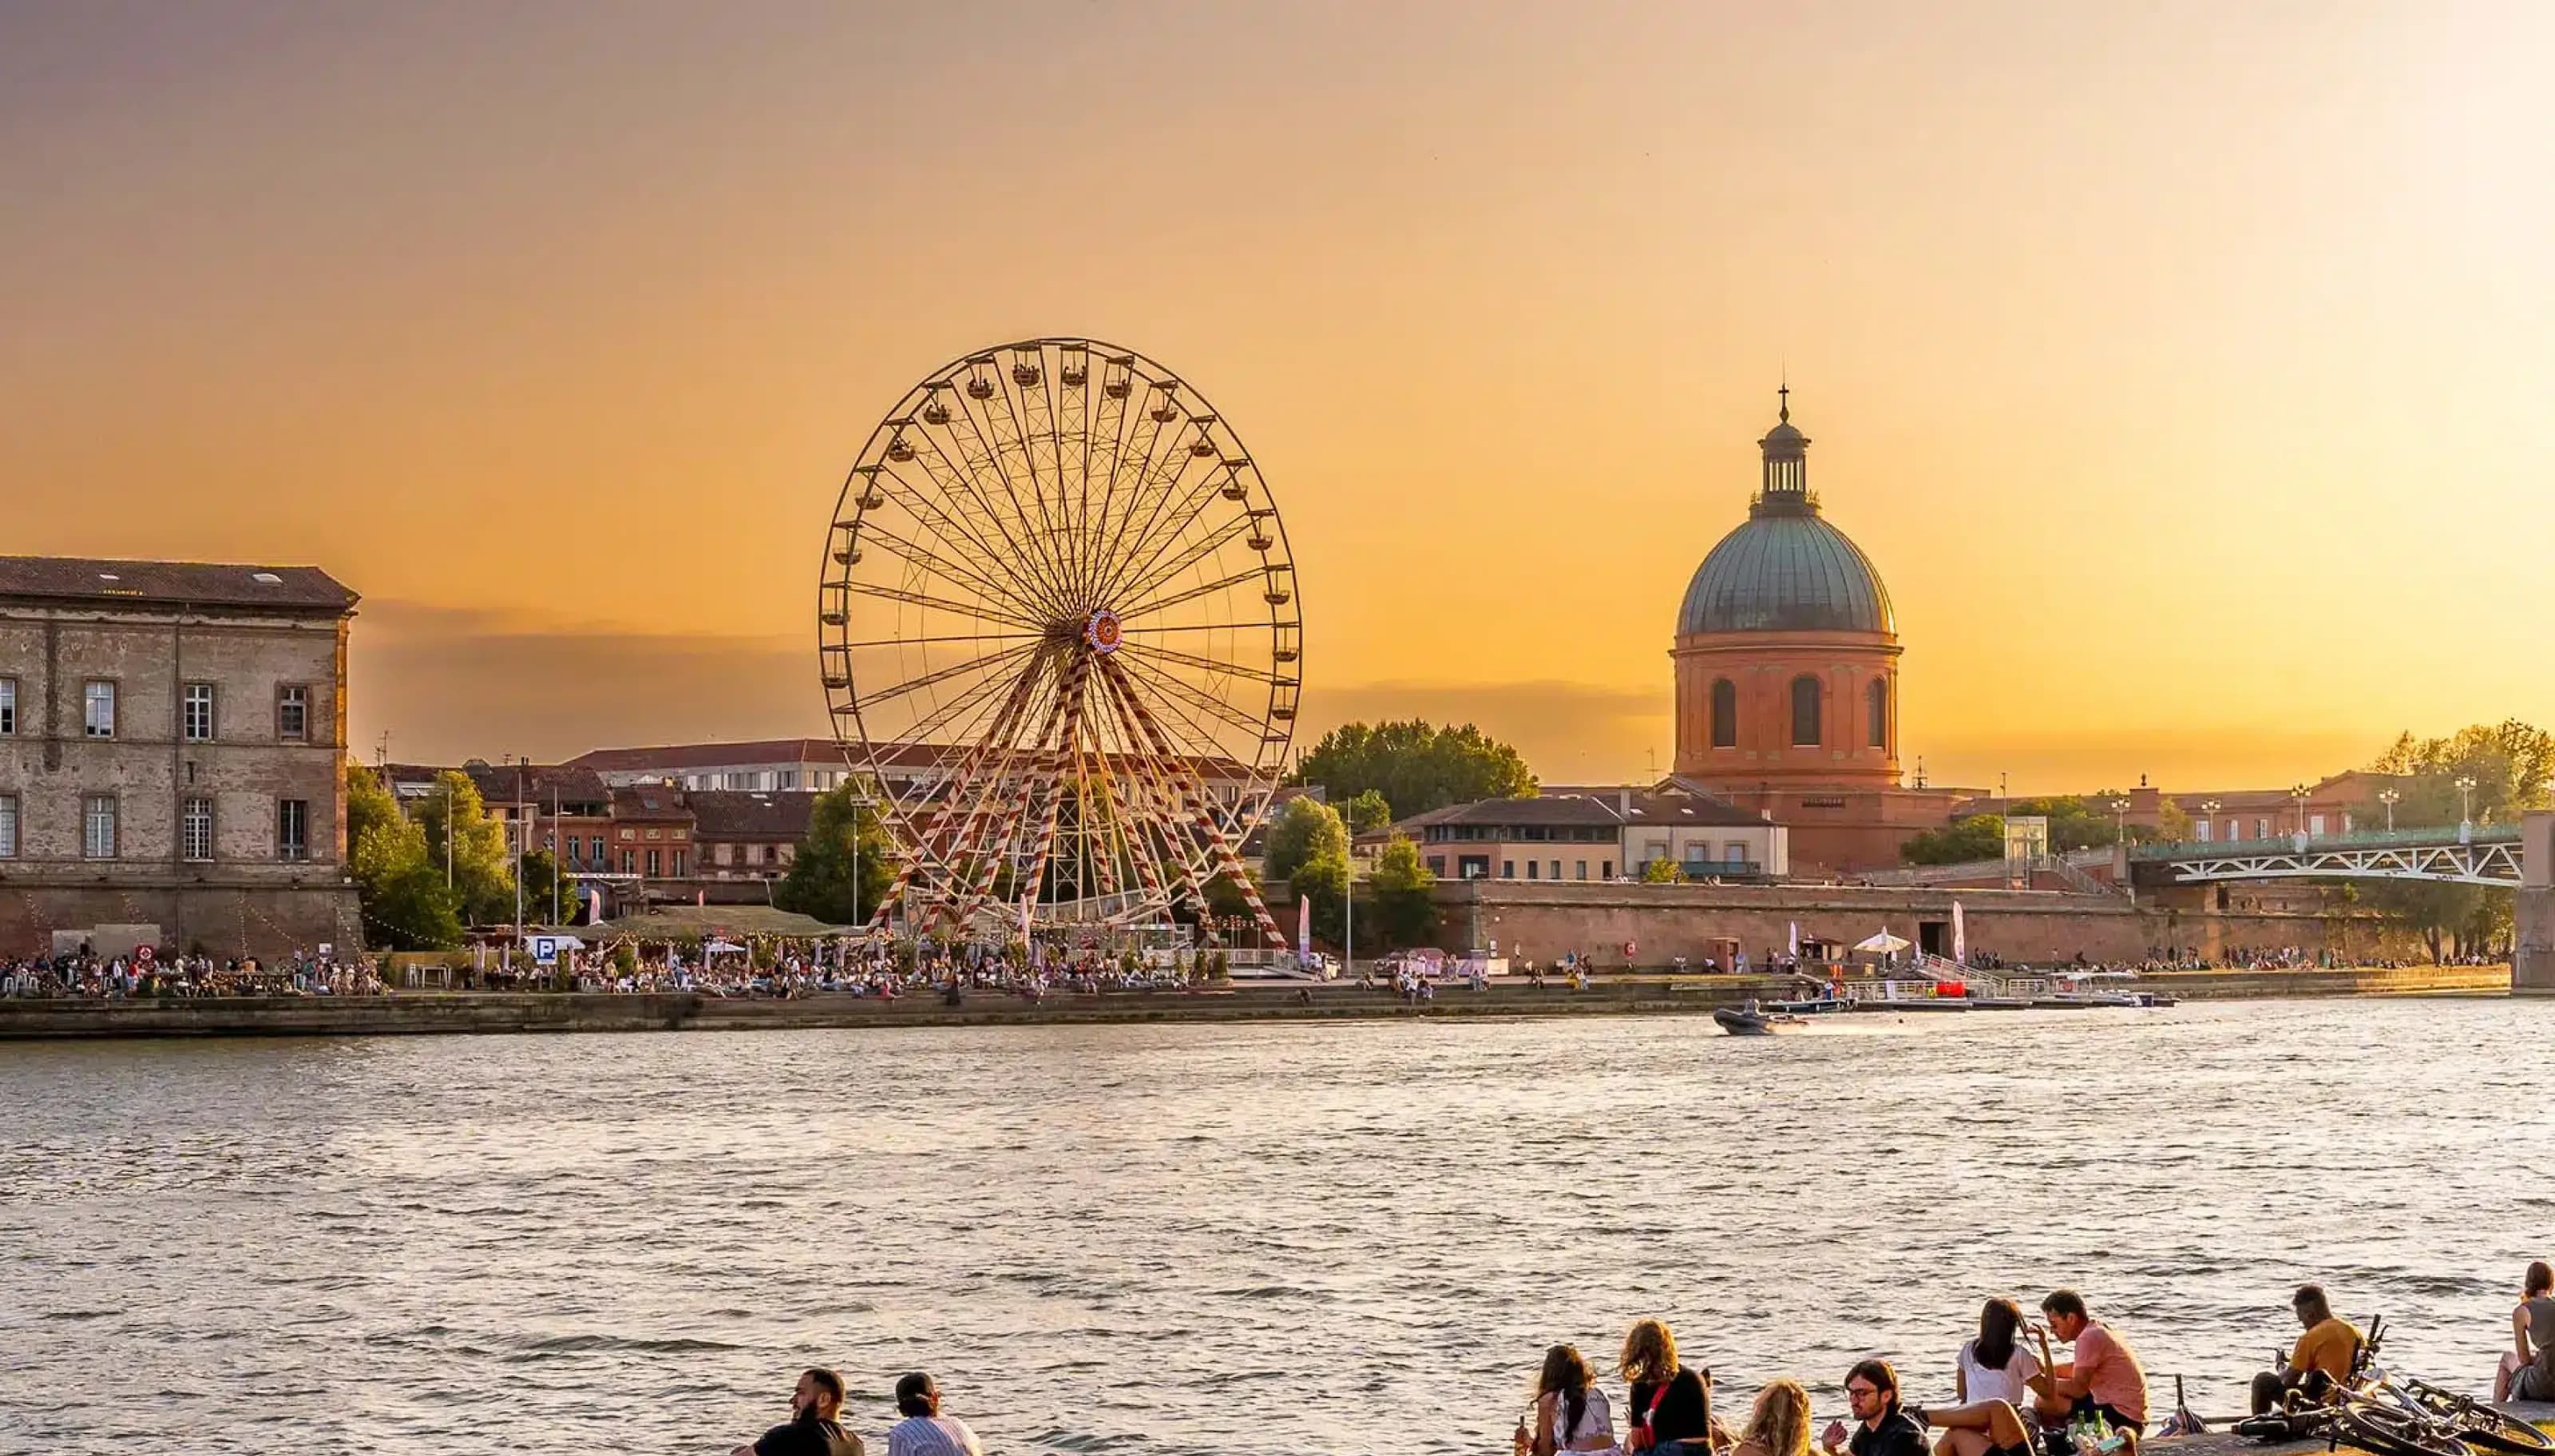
[2290,784,2310,838]
[2455,775,2478,825]
[2378,788,2399,833]
[2200,799,2222,843]
[2109,797,2131,845]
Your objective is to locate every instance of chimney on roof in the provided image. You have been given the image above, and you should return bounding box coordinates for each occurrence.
[1618,788,1631,817]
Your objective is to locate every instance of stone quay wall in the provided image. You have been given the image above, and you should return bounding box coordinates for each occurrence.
[1426,879,2422,967]
[0,963,2509,1040]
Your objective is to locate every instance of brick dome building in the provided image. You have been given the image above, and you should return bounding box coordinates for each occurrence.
[1670,391,1954,871]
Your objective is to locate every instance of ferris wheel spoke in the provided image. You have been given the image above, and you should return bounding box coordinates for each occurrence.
[1117,566,1268,623]
[1103,651,1262,766]
[848,641,1039,715]
[877,651,1048,764]
[845,581,1046,633]
[1103,509,1254,612]
[1090,425,1205,603]
[870,469,1068,626]
[940,370,1083,614]
[905,413,1076,616]
[1097,444,1234,604]
[854,511,1047,615]
[1115,637,1291,687]
[838,631,1043,649]
[874,459,1015,572]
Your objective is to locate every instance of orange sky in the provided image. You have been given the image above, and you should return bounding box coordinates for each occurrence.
[6,2,2551,793]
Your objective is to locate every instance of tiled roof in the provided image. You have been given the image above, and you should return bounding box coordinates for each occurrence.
[463,763,612,808]
[566,738,849,772]
[0,556,358,611]
[609,785,695,821]
[687,790,818,839]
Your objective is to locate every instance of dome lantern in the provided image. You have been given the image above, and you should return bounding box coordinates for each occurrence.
[1674,386,1893,637]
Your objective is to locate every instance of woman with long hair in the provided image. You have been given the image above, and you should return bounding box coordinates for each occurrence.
[2498,1261,2555,1402]
[1957,1299,2042,1409]
[1515,1344,1616,1456]
[1732,1380,1813,1456]
[1621,1318,1717,1455]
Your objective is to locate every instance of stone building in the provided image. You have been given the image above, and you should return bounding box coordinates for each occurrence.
[0,557,363,956]
[1670,392,1961,871]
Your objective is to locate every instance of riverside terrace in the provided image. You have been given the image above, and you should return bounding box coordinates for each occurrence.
[0,962,2515,1039]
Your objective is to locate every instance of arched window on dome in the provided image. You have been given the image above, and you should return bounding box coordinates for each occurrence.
[1789,675,1822,747]
[1709,679,1737,749]
[1866,677,1888,749]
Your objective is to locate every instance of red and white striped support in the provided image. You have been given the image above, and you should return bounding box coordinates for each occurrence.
[865,656,1050,935]
[1010,651,1093,930]
[1098,656,1285,948]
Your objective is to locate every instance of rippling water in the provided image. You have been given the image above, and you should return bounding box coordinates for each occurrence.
[3,999,2549,1454]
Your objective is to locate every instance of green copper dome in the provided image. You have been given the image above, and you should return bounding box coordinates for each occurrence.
[1675,391,1895,636]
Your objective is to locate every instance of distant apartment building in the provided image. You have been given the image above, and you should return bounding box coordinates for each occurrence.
[0,557,362,956]
[565,738,858,793]
[1391,779,1788,883]
[689,790,815,880]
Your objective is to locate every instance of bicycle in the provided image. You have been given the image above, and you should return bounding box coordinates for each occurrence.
[2233,1316,2476,1456]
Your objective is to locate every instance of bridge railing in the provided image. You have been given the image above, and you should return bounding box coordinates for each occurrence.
[2129,823,2521,861]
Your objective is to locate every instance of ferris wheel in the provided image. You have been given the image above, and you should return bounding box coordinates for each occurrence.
[819,338,1301,944]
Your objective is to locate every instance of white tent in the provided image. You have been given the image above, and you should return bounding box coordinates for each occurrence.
[701,938,748,955]
[1852,929,1911,954]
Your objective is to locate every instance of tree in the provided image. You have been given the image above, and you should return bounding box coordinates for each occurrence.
[2357,720,2552,960]
[1290,719,1535,820]
[414,770,517,925]
[1294,841,1350,947]
[2152,797,2193,844]
[1368,836,1438,948]
[774,782,898,927]
[2008,796,2118,851]
[1899,814,2005,865]
[1343,788,1395,836]
[344,762,462,951]
[1640,857,1685,883]
[1262,796,1349,884]
[516,849,576,926]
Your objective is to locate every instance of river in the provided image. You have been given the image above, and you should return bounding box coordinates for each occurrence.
[2,998,2547,1454]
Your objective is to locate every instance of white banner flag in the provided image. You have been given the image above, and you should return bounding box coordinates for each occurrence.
[1297,891,1311,959]
[1952,900,1967,965]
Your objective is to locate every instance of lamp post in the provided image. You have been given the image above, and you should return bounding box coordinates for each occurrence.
[2378,788,2399,833]
[2455,775,2477,826]
[2291,784,2310,838]
[2109,797,2131,845]
[2200,798,2222,843]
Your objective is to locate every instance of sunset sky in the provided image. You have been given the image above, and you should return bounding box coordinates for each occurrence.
[6,2,2551,793]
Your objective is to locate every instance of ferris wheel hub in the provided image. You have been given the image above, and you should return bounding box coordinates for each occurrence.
[1082,608,1123,655]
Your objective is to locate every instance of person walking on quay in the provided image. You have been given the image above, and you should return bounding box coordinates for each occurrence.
[731,1367,861,1456]
[885,1371,983,1456]
[2028,1291,2148,1451]
[2498,1260,2555,1402]
[2249,1283,2361,1414]
[1818,1359,1927,1456]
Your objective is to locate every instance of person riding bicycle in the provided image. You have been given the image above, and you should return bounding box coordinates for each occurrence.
[2249,1284,2363,1414]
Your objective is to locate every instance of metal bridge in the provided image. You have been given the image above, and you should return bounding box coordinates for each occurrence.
[2129,825,2525,887]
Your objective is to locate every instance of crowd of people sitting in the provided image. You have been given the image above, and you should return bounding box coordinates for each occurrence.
[0,946,385,999]
[1507,1272,2555,1456]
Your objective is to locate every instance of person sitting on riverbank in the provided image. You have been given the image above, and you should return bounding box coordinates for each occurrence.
[1515,1343,1615,1455]
[885,1372,982,1456]
[1820,1359,1928,1456]
[1622,1317,1717,1454]
[731,1367,861,1456]
[2249,1284,2360,1414]
[2029,1291,2147,1450]
[1730,1379,1812,1456]
[1955,1299,2042,1414]
[2497,1261,2555,1402]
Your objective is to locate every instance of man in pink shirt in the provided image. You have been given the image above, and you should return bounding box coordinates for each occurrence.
[2030,1289,2149,1450]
